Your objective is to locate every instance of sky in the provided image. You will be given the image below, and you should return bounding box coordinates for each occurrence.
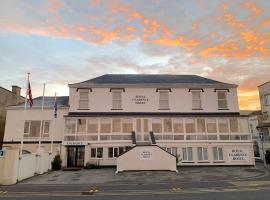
[0,0,270,110]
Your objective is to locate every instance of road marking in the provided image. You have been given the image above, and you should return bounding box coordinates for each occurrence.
[171,187,182,192]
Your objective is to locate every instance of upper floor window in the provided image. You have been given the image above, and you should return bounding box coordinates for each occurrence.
[112,91,122,110]
[24,120,50,138]
[264,94,270,106]
[192,91,202,109]
[229,118,239,132]
[159,91,169,110]
[65,119,76,134]
[217,91,228,109]
[79,91,89,109]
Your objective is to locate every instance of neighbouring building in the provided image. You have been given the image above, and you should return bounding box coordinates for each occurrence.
[257,81,270,154]
[3,74,254,168]
[241,110,263,158]
[0,86,25,149]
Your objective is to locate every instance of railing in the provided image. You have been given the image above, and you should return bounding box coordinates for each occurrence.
[149,131,156,144]
[131,131,136,144]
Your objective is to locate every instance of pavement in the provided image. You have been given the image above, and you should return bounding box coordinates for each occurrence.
[0,162,270,199]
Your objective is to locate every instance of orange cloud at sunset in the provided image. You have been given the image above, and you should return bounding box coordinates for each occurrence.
[238,89,260,110]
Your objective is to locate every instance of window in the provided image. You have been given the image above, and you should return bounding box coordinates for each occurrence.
[65,119,76,134]
[88,118,98,133]
[24,120,50,138]
[206,118,217,133]
[77,119,86,133]
[264,94,270,106]
[79,91,89,109]
[152,118,162,133]
[164,119,172,133]
[218,118,229,133]
[217,91,228,109]
[185,119,195,133]
[122,118,133,133]
[165,147,177,156]
[197,147,208,161]
[213,147,223,161]
[159,91,169,109]
[112,118,121,133]
[239,118,249,133]
[173,118,184,133]
[91,148,103,158]
[112,91,122,109]
[192,91,202,109]
[197,119,206,133]
[100,118,111,133]
[108,147,125,158]
[229,118,238,132]
[182,147,193,161]
[24,121,30,134]
[42,121,50,137]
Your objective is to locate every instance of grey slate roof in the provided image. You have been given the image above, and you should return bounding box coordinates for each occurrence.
[9,96,69,108]
[70,74,236,87]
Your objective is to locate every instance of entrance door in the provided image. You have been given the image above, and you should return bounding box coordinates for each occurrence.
[136,119,149,142]
[67,146,85,167]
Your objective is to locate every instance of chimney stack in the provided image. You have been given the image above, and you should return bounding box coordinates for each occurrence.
[12,85,21,104]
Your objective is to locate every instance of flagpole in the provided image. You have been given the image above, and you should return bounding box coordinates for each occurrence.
[38,83,46,153]
[50,92,57,155]
[20,72,30,155]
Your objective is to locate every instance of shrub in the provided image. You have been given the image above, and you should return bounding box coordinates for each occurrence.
[51,154,62,170]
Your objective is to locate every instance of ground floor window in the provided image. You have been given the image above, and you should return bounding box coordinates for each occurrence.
[108,147,124,158]
[91,147,103,158]
[197,147,208,161]
[213,147,223,161]
[164,147,177,156]
[182,147,193,161]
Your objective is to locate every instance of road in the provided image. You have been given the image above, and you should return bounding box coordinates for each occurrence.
[0,188,270,200]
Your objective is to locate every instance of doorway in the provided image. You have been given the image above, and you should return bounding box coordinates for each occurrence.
[67,146,85,168]
[136,118,150,142]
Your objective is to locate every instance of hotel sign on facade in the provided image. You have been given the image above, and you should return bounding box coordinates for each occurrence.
[139,149,153,160]
[228,149,248,161]
[132,95,149,105]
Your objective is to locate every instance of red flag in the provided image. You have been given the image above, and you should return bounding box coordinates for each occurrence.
[27,81,33,107]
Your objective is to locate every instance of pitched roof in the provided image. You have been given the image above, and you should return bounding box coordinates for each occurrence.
[70,74,237,87]
[9,96,69,108]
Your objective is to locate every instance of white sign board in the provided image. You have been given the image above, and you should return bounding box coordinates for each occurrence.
[62,141,88,146]
[139,149,153,160]
[228,149,248,161]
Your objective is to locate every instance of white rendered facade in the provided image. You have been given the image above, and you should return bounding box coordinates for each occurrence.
[3,75,254,167]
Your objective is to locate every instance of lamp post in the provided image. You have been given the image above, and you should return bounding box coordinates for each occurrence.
[259,131,267,168]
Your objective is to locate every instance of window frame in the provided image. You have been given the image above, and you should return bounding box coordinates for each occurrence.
[197,147,208,161]
[182,147,193,162]
[213,147,224,161]
[264,94,270,106]
[159,90,169,110]
[111,90,122,110]
[217,90,228,110]
[91,147,103,159]
[191,91,202,110]
[78,90,89,110]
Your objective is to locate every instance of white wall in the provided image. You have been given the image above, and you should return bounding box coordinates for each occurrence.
[0,156,4,184]
[117,145,177,172]
[18,154,36,181]
[4,108,68,142]
[69,87,239,113]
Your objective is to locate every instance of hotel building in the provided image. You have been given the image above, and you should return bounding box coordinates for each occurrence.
[3,74,254,168]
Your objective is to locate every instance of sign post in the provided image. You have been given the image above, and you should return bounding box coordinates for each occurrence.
[259,132,266,168]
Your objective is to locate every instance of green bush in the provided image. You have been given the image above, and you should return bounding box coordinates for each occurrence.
[51,154,62,170]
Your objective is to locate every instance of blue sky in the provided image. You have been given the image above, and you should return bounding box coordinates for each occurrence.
[1,0,270,109]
